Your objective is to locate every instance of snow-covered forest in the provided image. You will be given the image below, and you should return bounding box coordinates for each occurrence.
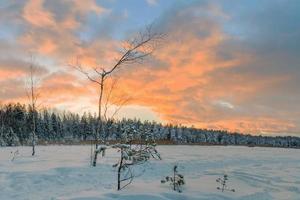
[1,103,299,148]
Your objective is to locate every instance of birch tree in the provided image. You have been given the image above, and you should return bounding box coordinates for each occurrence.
[27,58,40,156]
[71,25,163,166]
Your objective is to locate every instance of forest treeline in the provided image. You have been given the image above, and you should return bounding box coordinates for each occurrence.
[1,103,300,148]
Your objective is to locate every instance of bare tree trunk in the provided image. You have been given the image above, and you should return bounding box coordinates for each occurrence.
[0,110,4,139]
[31,92,36,156]
[92,149,98,167]
[117,148,124,191]
[29,64,37,156]
[93,75,104,166]
[222,182,225,192]
[90,140,94,166]
[97,75,105,146]
[173,167,176,191]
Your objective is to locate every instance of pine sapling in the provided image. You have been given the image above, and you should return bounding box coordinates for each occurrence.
[112,141,161,191]
[112,124,161,191]
[161,165,185,193]
[216,174,235,192]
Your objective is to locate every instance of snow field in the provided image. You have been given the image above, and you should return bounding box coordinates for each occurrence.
[0,145,300,200]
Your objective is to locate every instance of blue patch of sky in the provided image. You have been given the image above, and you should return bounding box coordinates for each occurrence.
[218,0,259,39]
[0,24,21,42]
[221,0,299,37]
[77,0,175,43]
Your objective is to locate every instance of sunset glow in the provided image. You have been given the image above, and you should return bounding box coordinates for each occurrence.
[0,0,299,135]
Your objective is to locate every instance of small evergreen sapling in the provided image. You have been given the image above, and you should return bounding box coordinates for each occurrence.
[91,124,161,191]
[216,174,235,192]
[161,165,185,193]
[112,139,161,190]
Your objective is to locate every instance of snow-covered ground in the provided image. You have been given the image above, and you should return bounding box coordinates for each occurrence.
[0,145,300,200]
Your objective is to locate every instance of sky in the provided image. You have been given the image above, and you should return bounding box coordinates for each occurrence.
[0,0,300,136]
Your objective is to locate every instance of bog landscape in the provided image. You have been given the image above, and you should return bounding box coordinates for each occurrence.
[0,1,299,200]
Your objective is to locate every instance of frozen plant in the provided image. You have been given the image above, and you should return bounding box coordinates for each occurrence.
[91,144,107,166]
[112,141,161,190]
[11,149,19,162]
[90,126,161,191]
[216,174,235,192]
[161,165,185,193]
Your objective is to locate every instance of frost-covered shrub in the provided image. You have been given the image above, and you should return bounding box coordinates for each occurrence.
[161,165,185,193]
[91,144,107,166]
[11,149,19,162]
[91,124,161,191]
[216,174,235,192]
[112,141,161,190]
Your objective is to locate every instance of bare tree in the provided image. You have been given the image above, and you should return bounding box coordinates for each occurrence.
[70,25,163,166]
[27,57,40,156]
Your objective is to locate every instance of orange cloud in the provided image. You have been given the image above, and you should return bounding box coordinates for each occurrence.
[38,72,93,105]
[1,1,299,135]
[92,7,297,134]
[38,39,57,54]
[20,0,109,62]
[72,0,108,15]
[23,0,56,27]
[0,68,26,78]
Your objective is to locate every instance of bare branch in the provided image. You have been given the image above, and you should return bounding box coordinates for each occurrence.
[69,64,102,85]
[105,25,164,75]
[110,96,131,120]
[120,166,134,190]
[103,78,119,121]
